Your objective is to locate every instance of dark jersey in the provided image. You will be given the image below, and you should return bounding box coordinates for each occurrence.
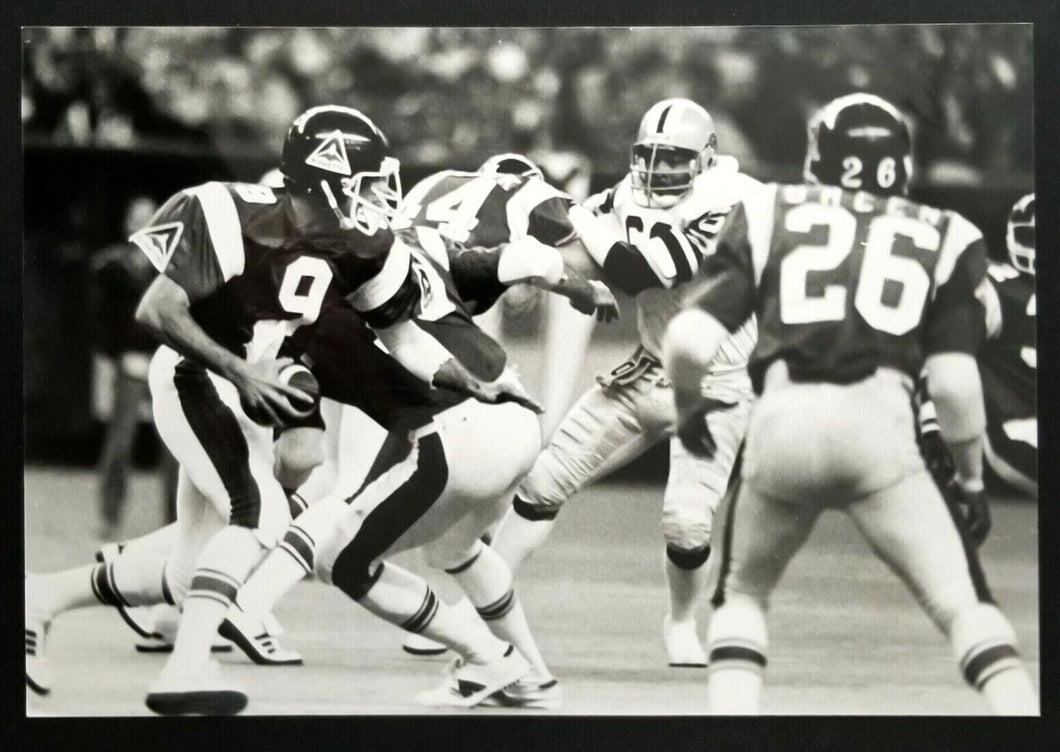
[980,264,1036,424]
[294,226,510,429]
[690,183,990,392]
[129,181,419,361]
[297,306,464,431]
[396,170,576,312]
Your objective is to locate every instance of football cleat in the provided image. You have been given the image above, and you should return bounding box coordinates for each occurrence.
[145,660,247,716]
[414,645,530,709]
[219,606,303,666]
[132,603,233,654]
[25,613,52,696]
[95,543,159,641]
[402,633,449,657]
[664,615,707,668]
[480,676,562,710]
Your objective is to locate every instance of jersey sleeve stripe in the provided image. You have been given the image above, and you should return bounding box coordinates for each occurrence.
[935,213,984,288]
[347,238,413,312]
[184,182,245,282]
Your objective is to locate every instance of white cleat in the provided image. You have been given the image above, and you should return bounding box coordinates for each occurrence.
[219,606,302,666]
[25,613,52,696]
[480,676,562,710]
[402,633,449,657]
[133,604,233,654]
[664,616,707,668]
[95,543,159,642]
[414,645,530,709]
[145,661,247,716]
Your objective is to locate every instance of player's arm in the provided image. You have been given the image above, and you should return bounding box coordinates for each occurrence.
[566,205,663,296]
[344,234,541,410]
[663,201,759,456]
[132,185,309,425]
[922,215,993,543]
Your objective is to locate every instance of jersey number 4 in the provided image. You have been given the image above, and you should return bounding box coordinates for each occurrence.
[779,204,939,336]
[423,179,496,243]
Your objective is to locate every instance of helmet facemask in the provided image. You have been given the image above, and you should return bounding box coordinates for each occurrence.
[320,156,403,235]
[1007,194,1035,275]
[630,142,711,209]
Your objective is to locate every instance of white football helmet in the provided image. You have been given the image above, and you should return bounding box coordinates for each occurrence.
[1006,192,1035,275]
[630,98,717,208]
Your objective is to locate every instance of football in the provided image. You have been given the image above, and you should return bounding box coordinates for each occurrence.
[241,363,321,426]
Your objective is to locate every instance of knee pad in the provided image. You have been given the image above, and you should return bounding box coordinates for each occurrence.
[512,493,561,522]
[666,543,711,571]
[661,510,713,553]
[948,603,1022,690]
[514,455,574,515]
[706,593,769,670]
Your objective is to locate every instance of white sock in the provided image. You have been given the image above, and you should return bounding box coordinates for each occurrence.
[356,561,506,665]
[978,666,1039,715]
[30,553,168,621]
[705,594,768,714]
[665,550,709,624]
[164,526,265,676]
[449,542,552,682]
[948,602,1039,715]
[235,545,309,623]
[492,504,558,572]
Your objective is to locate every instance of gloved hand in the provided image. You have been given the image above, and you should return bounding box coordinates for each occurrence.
[674,393,735,458]
[567,279,620,322]
[919,426,956,490]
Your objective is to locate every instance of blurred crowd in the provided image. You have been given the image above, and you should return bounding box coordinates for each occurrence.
[23,25,1033,176]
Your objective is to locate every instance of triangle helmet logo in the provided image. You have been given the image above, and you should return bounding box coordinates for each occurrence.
[305,130,361,176]
[130,222,185,272]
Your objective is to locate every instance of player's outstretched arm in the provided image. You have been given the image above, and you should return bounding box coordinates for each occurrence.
[135,274,310,425]
[662,308,730,457]
[925,352,991,544]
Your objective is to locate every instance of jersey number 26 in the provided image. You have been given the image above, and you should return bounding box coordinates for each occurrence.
[779,204,939,336]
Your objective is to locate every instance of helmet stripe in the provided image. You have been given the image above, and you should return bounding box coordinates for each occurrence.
[657,104,674,133]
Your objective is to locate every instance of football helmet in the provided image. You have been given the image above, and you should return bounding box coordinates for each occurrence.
[480,153,543,181]
[804,93,913,197]
[1007,193,1035,275]
[281,105,401,234]
[630,98,717,208]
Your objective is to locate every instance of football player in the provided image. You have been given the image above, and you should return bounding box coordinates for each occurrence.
[490,98,764,667]
[392,152,619,657]
[979,194,1036,495]
[221,223,570,710]
[663,93,1037,714]
[24,105,531,714]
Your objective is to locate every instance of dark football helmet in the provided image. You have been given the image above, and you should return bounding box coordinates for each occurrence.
[630,98,717,208]
[281,105,401,233]
[1007,193,1035,275]
[804,93,913,197]
[480,153,543,181]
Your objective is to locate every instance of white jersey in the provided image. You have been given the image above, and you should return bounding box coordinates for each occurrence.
[588,155,761,369]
